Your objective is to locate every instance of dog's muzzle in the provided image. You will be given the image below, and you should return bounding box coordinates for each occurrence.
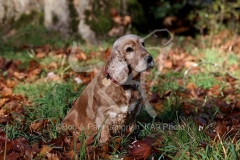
[145,55,154,69]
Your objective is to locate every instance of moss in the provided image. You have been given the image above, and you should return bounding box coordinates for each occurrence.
[85,0,113,36]
[68,0,79,33]
[127,0,147,27]
[14,11,42,29]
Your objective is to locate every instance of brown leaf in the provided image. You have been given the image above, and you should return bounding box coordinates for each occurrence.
[28,68,42,78]
[104,48,111,61]
[44,135,65,147]
[113,16,122,25]
[214,122,227,138]
[129,141,151,159]
[30,119,48,133]
[6,79,17,88]
[0,98,7,107]
[0,87,12,97]
[229,112,240,125]
[184,61,198,68]
[86,134,96,146]
[0,136,12,154]
[208,84,221,96]
[99,143,110,158]
[80,51,87,60]
[46,153,59,160]
[0,116,9,124]
[65,151,75,159]
[186,83,198,98]
[123,15,131,26]
[152,103,163,114]
[36,52,46,58]
[32,143,40,154]
[48,62,58,70]
[0,152,20,160]
[219,101,234,114]
[149,92,159,103]
[12,137,33,159]
[164,60,173,69]
[40,145,53,155]
[186,82,196,91]
[13,72,26,80]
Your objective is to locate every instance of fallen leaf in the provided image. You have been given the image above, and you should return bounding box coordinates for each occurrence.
[65,151,75,159]
[13,72,25,80]
[214,122,227,138]
[164,60,173,69]
[40,145,53,155]
[48,62,58,70]
[36,52,46,58]
[6,79,17,88]
[47,153,59,160]
[149,92,159,103]
[30,120,45,132]
[0,116,9,124]
[184,61,198,68]
[104,48,111,60]
[80,51,87,60]
[86,135,96,146]
[32,143,40,154]
[0,152,20,160]
[0,98,7,107]
[129,141,151,159]
[186,83,198,98]
[0,87,12,97]
[12,137,33,159]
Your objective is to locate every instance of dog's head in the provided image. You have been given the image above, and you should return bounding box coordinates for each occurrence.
[107,34,154,84]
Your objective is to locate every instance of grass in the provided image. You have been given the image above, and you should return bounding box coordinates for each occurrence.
[157,94,183,122]
[2,81,84,142]
[188,72,219,89]
[14,81,56,99]
[0,24,81,52]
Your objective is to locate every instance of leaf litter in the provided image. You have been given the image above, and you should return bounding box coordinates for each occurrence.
[0,30,240,159]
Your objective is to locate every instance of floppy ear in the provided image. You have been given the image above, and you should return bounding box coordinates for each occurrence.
[107,49,129,84]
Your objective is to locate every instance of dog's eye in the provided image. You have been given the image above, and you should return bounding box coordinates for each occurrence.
[142,42,145,47]
[126,47,134,52]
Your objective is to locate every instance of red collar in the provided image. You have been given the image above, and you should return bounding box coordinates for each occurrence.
[105,68,139,90]
[105,68,121,85]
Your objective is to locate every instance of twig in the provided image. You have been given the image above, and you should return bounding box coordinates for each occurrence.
[217,133,227,159]
[4,122,8,160]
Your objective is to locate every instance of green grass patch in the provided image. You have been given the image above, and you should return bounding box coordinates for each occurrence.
[14,81,57,100]
[151,71,182,96]
[27,83,83,121]
[1,24,81,52]
[188,72,219,89]
[4,82,84,142]
[157,118,240,159]
[157,94,183,122]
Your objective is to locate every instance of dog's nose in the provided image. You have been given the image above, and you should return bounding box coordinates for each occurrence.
[145,55,153,63]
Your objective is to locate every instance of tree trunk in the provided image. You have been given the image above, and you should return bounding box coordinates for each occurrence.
[44,0,70,37]
[0,0,98,45]
[0,0,42,23]
[74,0,98,45]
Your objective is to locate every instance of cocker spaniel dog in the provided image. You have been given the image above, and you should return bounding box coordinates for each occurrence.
[62,34,154,142]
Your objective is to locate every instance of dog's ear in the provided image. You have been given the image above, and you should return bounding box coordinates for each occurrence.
[107,48,129,84]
